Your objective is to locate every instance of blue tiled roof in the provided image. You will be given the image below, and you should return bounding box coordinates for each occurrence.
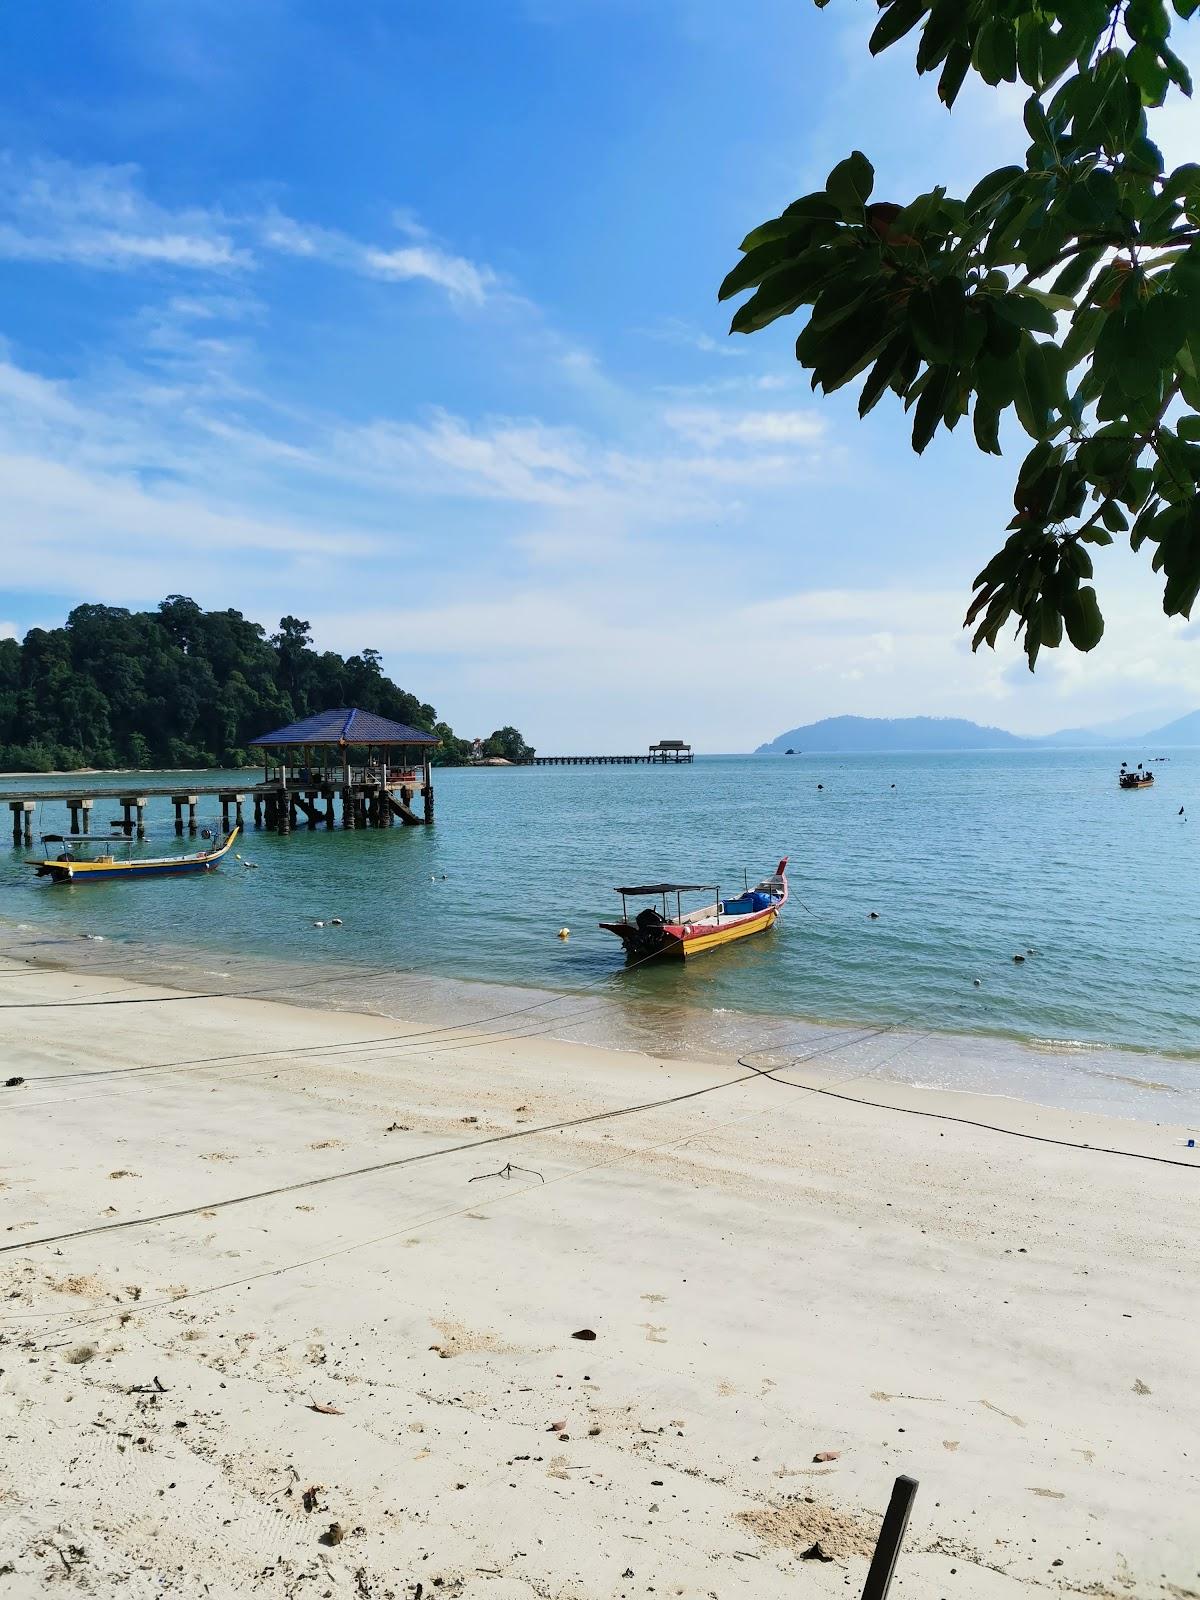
[249,708,441,746]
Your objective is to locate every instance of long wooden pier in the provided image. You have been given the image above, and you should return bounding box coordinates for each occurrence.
[5,777,428,843]
[518,751,693,765]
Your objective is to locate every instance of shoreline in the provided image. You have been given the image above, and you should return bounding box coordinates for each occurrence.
[0,959,1197,1597]
[2,915,1198,1133]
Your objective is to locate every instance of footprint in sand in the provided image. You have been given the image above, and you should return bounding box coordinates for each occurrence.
[309,1140,345,1150]
[641,1293,667,1304]
[639,1323,667,1344]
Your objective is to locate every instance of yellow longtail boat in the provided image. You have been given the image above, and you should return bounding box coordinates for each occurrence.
[32,827,240,883]
[600,857,788,962]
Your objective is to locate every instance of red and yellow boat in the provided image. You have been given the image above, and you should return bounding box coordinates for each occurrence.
[601,857,788,962]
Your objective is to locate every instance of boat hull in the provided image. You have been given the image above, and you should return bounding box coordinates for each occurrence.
[601,903,779,962]
[33,828,240,883]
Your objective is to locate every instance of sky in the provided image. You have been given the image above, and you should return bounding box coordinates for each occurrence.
[0,0,1198,751]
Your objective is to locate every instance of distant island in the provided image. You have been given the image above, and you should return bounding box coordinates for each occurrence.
[0,598,533,772]
[756,712,1200,754]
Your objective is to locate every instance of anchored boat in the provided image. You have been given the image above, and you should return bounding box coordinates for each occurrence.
[32,827,240,883]
[601,858,788,962]
[1118,765,1154,790]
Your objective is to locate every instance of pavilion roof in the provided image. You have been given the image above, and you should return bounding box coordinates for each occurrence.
[248,708,441,747]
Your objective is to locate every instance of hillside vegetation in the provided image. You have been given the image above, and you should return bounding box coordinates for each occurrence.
[0,598,531,772]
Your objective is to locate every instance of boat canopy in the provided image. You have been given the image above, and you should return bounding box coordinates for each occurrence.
[40,833,131,844]
[615,882,716,896]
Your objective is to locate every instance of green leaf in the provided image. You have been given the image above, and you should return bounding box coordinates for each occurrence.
[1128,42,1171,104]
[1061,585,1105,650]
[908,278,964,364]
[993,291,1057,335]
[858,332,914,417]
[911,366,952,453]
[1126,0,1171,45]
[729,260,829,334]
[868,0,927,55]
[973,395,1003,454]
[1051,246,1105,299]
[824,151,874,218]
[718,237,803,301]
[1017,340,1057,436]
[973,17,1017,86]
[963,165,1024,218]
[1022,95,1057,151]
[938,41,972,107]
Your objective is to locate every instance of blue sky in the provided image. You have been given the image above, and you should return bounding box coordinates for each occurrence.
[0,0,1197,749]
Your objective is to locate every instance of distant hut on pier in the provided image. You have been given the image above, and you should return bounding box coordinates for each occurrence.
[248,707,441,832]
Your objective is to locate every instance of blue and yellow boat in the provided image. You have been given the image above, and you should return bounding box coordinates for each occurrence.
[32,827,240,883]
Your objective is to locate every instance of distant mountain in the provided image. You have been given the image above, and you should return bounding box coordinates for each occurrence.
[756,716,1031,754]
[1139,708,1200,746]
[756,710,1200,754]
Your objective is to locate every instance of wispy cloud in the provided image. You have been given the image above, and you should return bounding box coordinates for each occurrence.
[665,406,826,448]
[362,245,494,304]
[0,153,246,270]
[0,152,497,306]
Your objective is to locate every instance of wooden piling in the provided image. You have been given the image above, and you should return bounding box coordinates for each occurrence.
[253,795,263,828]
[120,796,147,840]
[10,799,34,845]
[67,797,93,834]
[218,792,244,832]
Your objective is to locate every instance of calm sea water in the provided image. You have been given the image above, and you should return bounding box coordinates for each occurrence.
[3,752,1199,1123]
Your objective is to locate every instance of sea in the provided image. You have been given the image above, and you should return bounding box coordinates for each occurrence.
[2,750,1198,1128]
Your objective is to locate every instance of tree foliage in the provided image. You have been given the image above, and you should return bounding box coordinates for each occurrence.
[722,0,1200,667]
[0,598,528,772]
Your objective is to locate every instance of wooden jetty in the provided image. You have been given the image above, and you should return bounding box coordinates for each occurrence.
[6,708,440,842]
[517,741,693,767]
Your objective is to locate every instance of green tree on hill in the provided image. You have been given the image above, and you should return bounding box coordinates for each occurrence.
[723,0,1200,667]
[0,598,519,772]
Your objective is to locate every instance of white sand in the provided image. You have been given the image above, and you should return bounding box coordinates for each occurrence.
[1,960,1197,1599]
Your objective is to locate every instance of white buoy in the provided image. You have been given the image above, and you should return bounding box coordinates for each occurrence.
[558,928,570,939]
[973,978,982,987]
[313,920,325,928]
[330,917,343,926]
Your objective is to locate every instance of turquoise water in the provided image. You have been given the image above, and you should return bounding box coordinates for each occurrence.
[3,752,1199,1119]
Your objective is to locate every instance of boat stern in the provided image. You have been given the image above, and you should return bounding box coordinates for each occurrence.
[599,920,685,962]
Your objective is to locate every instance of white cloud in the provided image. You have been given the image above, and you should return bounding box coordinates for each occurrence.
[0,152,497,308]
[0,153,246,271]
[362,244,494,304]
[665,405,826,448]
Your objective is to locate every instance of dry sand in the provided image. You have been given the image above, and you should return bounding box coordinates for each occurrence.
[0,959,1197,1600]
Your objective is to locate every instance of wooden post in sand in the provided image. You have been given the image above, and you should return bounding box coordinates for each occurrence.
[860,1475,918,1600]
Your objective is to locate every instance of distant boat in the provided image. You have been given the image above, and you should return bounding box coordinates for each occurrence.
[600,858,788,962]
[32,827,240,883]
[1118,764,1154,790]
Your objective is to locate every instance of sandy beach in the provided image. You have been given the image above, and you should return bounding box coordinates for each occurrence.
[1,956,1197,1600]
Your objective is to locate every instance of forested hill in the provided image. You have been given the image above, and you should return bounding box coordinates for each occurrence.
[0,598,532,772]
